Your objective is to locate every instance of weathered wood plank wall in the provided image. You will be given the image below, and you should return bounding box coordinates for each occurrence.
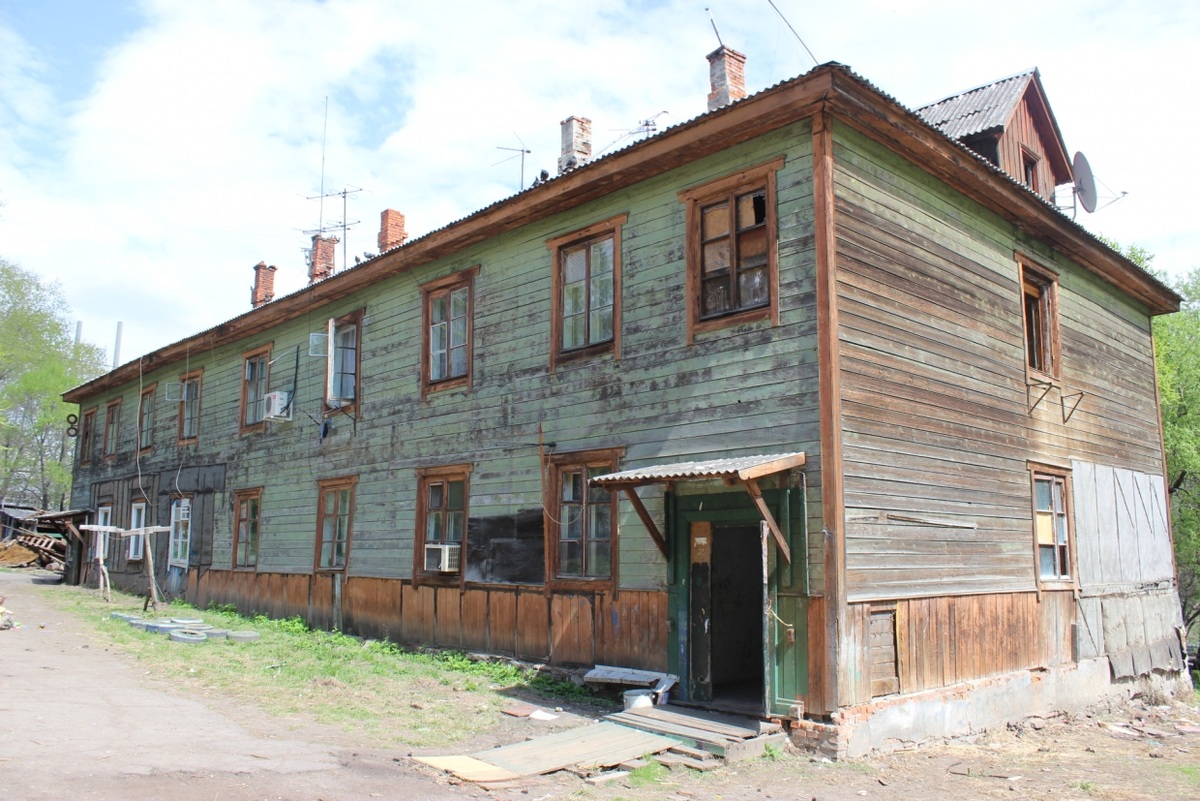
[996,93,1057,200]
[188,570,668,670]
[831,120,1163,604]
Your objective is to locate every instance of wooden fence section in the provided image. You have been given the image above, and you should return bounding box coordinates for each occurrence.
[189,570,668,671]
[841,590,1075,705]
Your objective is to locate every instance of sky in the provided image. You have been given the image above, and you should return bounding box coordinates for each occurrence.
[1,0,1197,366]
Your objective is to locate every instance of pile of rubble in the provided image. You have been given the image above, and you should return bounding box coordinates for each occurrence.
[0,534,65,570]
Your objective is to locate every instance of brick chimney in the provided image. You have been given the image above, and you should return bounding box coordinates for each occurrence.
[308,234,339,285]
[706,46,747,112]
[251,261,277,308]
[378,209,407,253]
[557,116,592,174]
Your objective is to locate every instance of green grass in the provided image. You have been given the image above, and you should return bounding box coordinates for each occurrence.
[1176,765,1200,787]
[627,761,668,787]
[38,583,599,748]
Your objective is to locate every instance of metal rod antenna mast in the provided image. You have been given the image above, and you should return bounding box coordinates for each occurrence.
[319,96,328,237]
[496,145,531,191]
[706,7,724,47]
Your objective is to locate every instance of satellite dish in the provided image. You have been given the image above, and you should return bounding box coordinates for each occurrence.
[1073,151,1098,214]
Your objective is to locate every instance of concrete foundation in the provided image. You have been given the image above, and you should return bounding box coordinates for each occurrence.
[791,657,1149,759]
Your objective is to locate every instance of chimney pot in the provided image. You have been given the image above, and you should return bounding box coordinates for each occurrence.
[706,46,747,112]
[378,209,407,253]
[251,261,277,309]
[308,235,339,285]
[558,116,592,175]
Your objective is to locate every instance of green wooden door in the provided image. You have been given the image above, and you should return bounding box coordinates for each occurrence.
[667,486,808,717]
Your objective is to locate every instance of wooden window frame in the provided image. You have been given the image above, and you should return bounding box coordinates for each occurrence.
[413,464,472,588]
[545,447,624,592]
[1027,461,1078,591]
[323,311,362,417]
[1021,146,1040,194]
[678,157,783,344]
[168,495,193,569]
[1017,255,1061,386]
[420,268,478,399]
[137,384,156,454]
[314,476,357,573]
[102,398,121,460]
[128,500,147,561]
[233,487,263,570]
[176,369,203,445]
[93,505,113,561]
[239,344,272,433]
[545,214,627,373]
[79,406,97,465]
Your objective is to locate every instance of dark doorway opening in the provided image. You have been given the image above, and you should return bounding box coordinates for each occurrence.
[709,524,763,709]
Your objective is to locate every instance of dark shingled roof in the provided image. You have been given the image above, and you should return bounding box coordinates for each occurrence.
[915,69,1036,140]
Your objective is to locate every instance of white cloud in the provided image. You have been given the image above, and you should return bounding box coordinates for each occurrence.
[0,0,1197,366]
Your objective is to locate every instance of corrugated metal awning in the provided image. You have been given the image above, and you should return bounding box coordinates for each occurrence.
[593,452,805,564]
[591,452,806,487]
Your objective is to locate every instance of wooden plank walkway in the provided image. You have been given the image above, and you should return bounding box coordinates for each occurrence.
[469,721,677,776]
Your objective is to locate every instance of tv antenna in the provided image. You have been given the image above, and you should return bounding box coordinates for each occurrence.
[494,133,531,191]
[305,186,363,275]
[765,0,820,67]
[595,112,671,158]
[706,7,724,47]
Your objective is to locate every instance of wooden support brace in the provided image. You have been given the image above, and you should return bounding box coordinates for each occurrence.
[744,478,791,565]
[622,488,668,559]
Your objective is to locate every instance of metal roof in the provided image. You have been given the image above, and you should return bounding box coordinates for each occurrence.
[591,452,806,485]
[915,69,1035,141]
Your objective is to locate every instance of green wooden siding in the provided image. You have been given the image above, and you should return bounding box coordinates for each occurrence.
[70,118,824,591]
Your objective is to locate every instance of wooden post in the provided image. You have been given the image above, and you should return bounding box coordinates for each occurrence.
[143,530,161,614]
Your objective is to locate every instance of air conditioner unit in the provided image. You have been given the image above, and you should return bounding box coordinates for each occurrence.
[263,390,292,421]
[425,543,461,573]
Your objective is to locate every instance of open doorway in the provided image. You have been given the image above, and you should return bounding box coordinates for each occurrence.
[689,522,764,711]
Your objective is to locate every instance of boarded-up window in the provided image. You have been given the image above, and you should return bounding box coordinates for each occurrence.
[870,606,899,697]
[464,509,545,585]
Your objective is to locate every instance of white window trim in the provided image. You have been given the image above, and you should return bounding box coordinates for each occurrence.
[168,497,191,569]
[128,502,147,560]
[94,506,112,561]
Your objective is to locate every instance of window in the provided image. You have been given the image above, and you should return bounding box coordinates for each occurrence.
[315,477,356,571]
[415,466,470,581]
[1032,471,1072,581]
[234,489,262,569]
[137,386,155,453]
[420,269,477,396]
[678,158,782,342]
[93,505,112,561]
[1022,149,1040,194]
[325,314,360,410]
[128,501,146,560]
[168,497,191,568]
[103,399,121,458]
[546,448,623,586]
[1018,258,1060,380]
[546,215,626,371]
[241,345,271,430]
[177,370,202,443]
[79,408,97,464]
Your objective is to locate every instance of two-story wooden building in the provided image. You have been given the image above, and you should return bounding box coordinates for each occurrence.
[63,53,1186,756]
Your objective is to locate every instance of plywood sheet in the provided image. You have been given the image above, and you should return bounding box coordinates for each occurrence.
[472,722,676,776]
[415,755,521,782]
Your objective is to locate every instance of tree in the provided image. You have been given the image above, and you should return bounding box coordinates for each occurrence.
[0,258,107,510]
[1103,239,1200,631]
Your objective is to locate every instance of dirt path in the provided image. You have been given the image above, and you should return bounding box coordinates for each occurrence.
[2,570,1197,801]
[0,571,468,801]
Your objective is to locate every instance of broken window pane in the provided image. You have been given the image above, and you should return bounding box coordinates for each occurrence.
[737,191,766,229]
